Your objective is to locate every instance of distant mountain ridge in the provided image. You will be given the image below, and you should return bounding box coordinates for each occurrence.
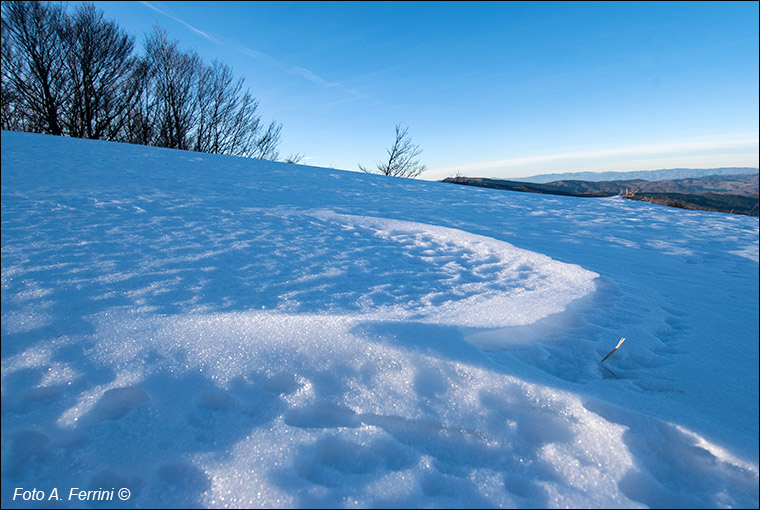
[513,167,758,183]
[442,173,759,216]
[551,173,759,197]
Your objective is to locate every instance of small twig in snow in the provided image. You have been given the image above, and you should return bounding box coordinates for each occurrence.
[601,337,626,363]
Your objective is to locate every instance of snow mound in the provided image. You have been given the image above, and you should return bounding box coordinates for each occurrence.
[307,211,599,327]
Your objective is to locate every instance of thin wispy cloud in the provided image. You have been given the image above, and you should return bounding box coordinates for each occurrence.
[235,45,290,73]
[292,67,344,90]
[438,134,760,173]
[140,1,215,41]
[139,1,359,96]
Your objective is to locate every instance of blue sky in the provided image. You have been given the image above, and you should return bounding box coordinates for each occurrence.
[82,1,758,180]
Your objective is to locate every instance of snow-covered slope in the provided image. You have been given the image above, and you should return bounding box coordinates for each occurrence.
[2,131,758,508]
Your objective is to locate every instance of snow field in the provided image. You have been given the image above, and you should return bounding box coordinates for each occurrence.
[2,131,758,508]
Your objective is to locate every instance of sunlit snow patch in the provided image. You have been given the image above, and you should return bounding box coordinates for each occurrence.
[310,211,599,328]
[74,211,599,400]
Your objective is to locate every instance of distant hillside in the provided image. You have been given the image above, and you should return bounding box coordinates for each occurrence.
[554,173,758,197]
[442,174,760,216]
[625,192,759,216]
[513,167,758,183]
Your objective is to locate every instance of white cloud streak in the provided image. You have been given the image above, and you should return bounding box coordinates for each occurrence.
[139,1,358,95]
[435,135,760,174]
[291,67,344,89]
[140,1,214,41]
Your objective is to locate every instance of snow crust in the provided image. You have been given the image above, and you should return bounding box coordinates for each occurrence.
[2,131,758,508]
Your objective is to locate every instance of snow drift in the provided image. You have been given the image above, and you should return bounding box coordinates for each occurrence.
[1,131,758,508]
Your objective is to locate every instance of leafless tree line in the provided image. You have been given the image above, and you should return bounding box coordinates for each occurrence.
[1,1,280,160]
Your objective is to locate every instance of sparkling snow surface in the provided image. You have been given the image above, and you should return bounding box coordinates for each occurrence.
[2,131,758,508]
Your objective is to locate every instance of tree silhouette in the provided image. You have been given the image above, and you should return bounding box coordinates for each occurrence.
[360,124,426,178]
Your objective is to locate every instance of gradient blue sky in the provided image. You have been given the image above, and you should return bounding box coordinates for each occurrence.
[81,1,758,180]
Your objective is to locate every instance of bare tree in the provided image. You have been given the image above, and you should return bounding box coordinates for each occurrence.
[144,26,200,151]
[448,170,469,183]
[121,56,159,146]
[60,2,136,140]
[284,153,305,164]
[359,124,426,178]
[1,0,67,135]
[1,22,23,131]
[193,59,281,160]
[249,120,281,160]
[194,60,232,154]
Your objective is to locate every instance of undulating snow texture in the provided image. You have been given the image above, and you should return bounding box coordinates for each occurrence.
[2,131,758,508]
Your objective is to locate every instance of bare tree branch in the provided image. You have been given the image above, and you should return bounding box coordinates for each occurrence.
[284,153,305,164]
[361,124,427,178]
[1,0,67,135]
[60,3,136,140]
